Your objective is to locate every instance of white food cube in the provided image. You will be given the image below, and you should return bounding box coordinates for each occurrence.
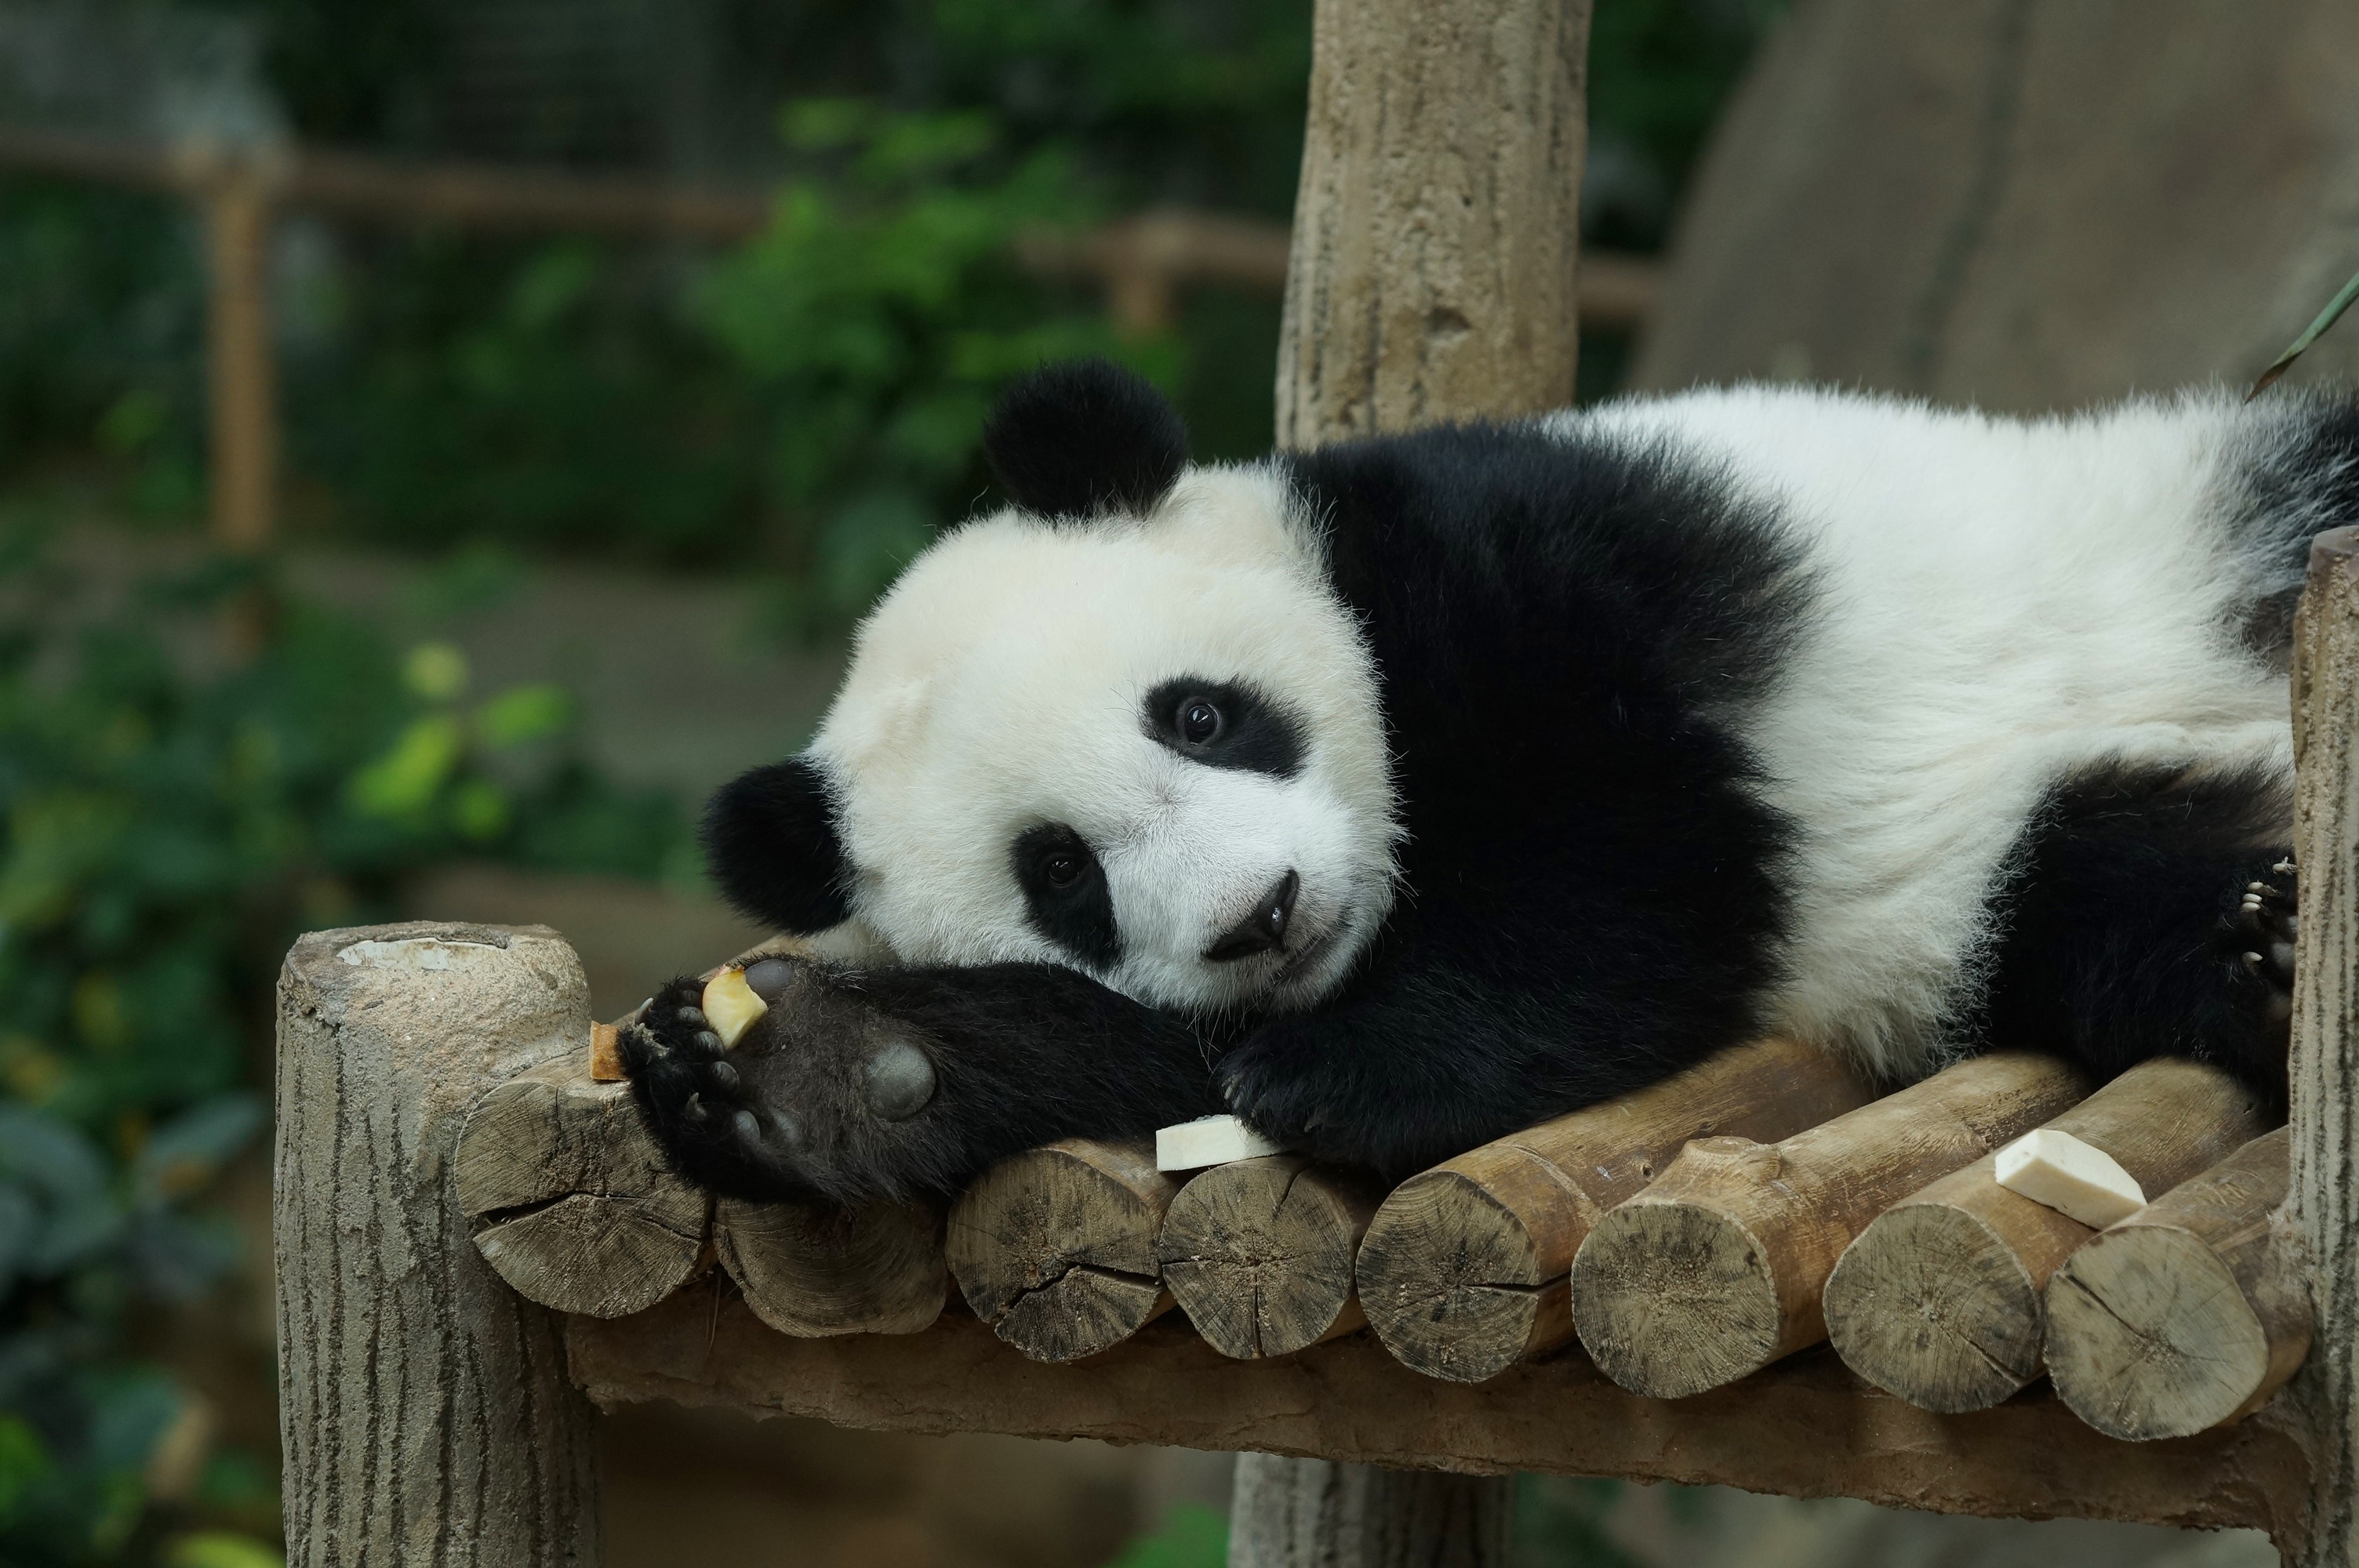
[1155,1113,1291,1172]
[1994,1127,2146,1229]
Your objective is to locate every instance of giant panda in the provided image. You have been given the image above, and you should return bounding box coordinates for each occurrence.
[623,358,2322,1205]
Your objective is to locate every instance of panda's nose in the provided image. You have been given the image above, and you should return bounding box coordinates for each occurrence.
[1204,870,1299,962]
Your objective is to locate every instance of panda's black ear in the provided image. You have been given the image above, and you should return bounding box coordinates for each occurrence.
[982,357,1188,521]
[700,757,854,934]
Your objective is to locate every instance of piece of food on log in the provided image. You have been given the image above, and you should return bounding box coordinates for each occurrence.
[947,1139,1182,1362]
[1822,1058,2267,1414]
[1158,1155,1383,1359]
[1157,1113,1292,1171]
[2045,1127,2307,1441]
[1355,1036,1870,1382]
[1569,1051,2087,1399]
[455,1057,711,1318]
[715,1194,947,1337]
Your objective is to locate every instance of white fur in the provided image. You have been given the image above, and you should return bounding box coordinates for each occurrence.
[805,464,1398,1015]
[1562,385,2299,1078]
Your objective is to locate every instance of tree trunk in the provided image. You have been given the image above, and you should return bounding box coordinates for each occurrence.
[1274,0,1592,449]
[2288,526,2359,1567]
[1228,1453,1512,1568]
[1245,0,1591,1554]
[276,922,602,1567]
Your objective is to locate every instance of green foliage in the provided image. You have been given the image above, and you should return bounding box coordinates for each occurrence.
[1105,1501,1228,1568]
[1516,1475,1641,1568]
[0,523,681,1563]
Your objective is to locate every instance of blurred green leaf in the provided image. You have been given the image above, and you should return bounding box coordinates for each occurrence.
[169,1532,285,1568]
[474,684,572,748]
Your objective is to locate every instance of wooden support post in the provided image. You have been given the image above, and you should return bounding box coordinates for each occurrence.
[1275,0,1592,450]
[2286,525,2359,1568]
[2046,1128,2309,1441]
[276,922,600,1566]
[1250,0,1592,1548]
[456,1058,711,1319]
[1823,1057,2268,1413]
[1357,1036,1869,1382]
[197,148,278,555]
[947,1139,1180,1363]
[1227,1452,1511,1568]
[1570,1052,2086,1399]
[1158,1156,1382,1359]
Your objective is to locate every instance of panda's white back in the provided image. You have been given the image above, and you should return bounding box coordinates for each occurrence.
[1563,385,2299,1076]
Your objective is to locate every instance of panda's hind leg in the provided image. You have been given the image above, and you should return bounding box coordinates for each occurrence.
[1968,764,2294,1096]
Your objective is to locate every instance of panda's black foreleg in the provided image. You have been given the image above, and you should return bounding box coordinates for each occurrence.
[1971,764,2295,1098]
[622,956,1223,1204]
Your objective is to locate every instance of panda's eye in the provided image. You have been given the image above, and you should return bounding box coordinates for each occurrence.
[1179,697,1222,745]
[1044,852,1081,889]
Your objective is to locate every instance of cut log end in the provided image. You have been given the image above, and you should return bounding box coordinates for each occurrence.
[1823,1202,2043,1414]
[454,1064,707,1319]
[1357,1169,1557,1383]
[716,1195,947,1338]
[1569,1198,1783,1399]
[1158,1155,1377,1360]
[2046,1228,2274,1442]
[947,1141,1179,1363]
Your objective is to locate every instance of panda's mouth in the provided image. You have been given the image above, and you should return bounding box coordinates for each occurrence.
[1268,920,1343,987]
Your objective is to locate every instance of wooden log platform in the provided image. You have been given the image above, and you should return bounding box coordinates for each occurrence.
[2048,1127,2310,1442]
[1356,1036,1870,1383]
[1568,1052,2088,1399]
[1157,1156,1384,1359]
[1822,1057,2270,1413]
[947,1139,1180,1362]
[563,1290,2312,1548]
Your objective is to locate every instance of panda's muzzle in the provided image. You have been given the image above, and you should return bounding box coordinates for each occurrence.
[1203,869,1299,962]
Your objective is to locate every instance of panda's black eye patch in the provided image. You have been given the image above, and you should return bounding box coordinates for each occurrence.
[1144,677,1305,778]
[1011,823,1121,970]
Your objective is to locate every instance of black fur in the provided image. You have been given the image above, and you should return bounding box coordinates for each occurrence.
[1965,762,2294,1095]
[1010,822,1122,970]
[982,358,1187,519]
[1141,677,1307,778]
[700,758,852,934]
[1213,425,1813,1173]
[623,960,1220,1203]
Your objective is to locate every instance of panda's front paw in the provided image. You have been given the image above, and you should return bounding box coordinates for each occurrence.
[1212,1030,1337,1159]
[620,971,809,1200]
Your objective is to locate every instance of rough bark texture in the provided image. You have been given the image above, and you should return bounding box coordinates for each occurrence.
[456,1058,711,1319]
[947,1138,1180,1363]
[1226,1452,1510,1568]
[1631,0,2359,408]
[277,921,601,1568]
[1570,1053,2087,1399]
[2284,527,2359,1567]
[1356,1036,1868,1382]
[1823,1057,2268,1414]
[714,1195,947,1338]
[1158,1156,1382,1360]
[2048,1128,2309,1442]
[1274,0,1594,447]
[565,1298,2314,1548]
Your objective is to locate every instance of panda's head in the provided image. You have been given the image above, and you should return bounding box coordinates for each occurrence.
[703,358,1398,1016]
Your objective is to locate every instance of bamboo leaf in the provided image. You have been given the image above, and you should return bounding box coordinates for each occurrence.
[2251,261,2359,398]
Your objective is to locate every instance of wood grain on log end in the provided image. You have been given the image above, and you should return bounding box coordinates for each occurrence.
[1823,1200,2044,1413]
[1825,1057,2268,1414]
[1158,1155,1381,1359]
[1568,1138,1787,1398]
[1356,1163,1572,1382]
[2047,1128,2308,1443]
[716,1195,947,1338]
[947,1139,1180,1363]
[455,1059,709,1319]
[1572,1054,2087,1399]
